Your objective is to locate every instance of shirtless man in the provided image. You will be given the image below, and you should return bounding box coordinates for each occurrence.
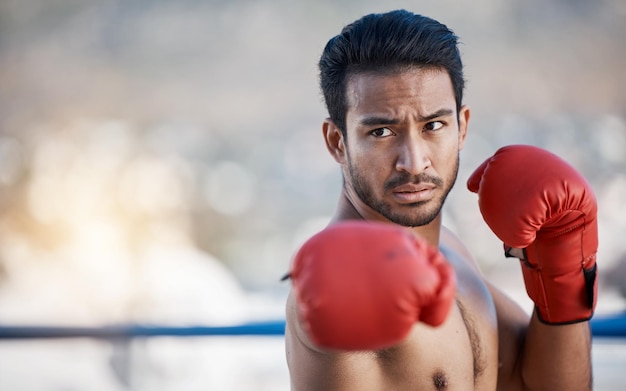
[284,10,597,391]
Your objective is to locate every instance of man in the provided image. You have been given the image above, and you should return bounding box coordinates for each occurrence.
[284,10,597,391]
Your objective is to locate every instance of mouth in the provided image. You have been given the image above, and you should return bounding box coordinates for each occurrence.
[391,183,437,204]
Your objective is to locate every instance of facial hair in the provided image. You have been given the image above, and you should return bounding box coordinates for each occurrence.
[347,154,459,227]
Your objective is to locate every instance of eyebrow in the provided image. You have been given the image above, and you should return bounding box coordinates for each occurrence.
[359,108,455,126]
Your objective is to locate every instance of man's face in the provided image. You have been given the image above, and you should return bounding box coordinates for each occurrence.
[339,67,468,227]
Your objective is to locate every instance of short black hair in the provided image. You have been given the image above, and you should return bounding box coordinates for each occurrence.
[319,10,465,135]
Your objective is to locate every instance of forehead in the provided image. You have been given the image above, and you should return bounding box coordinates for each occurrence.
[345,67,456,121]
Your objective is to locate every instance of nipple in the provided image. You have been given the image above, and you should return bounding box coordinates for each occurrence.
[433,370,448,390]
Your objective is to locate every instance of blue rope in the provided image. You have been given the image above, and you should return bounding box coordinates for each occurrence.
[0,314,624,339]
[590,312,626,338]
[0,320,286,339]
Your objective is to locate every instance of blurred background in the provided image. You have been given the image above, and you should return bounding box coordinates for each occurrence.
[0,0,624,389]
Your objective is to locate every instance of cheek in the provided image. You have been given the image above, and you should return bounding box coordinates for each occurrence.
[439,148,460,179]
[351,140,395,165]
[347,149,389,184]
[436,135,461,162]
[351,147,391,174]
[427,144,458,180]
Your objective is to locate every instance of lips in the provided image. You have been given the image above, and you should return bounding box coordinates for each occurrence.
[391,183,436,203]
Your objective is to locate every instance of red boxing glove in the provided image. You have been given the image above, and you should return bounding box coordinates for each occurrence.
[467,145,598,324]
[285,220,456,350]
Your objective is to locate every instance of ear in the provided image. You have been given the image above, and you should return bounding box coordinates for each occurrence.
[457,105,470,150]
[322,118,347,164]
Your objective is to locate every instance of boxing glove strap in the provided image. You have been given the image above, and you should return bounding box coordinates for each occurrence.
[520,260,597,325]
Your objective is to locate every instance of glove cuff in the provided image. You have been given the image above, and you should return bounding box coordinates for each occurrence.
[521,260,597,325]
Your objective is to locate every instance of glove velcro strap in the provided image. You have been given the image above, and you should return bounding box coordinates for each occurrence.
[520,260,597,325]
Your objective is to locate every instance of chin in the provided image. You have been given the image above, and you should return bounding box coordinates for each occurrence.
[386,212,439,228]
[387,204,441,228]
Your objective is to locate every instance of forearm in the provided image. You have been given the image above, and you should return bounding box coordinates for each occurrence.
[468,146,598,390]
[521,310,592,391]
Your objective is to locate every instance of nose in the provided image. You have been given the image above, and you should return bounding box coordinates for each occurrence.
[395,136,431,175]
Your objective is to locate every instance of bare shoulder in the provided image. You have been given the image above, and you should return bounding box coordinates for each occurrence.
[438,225,510,324]
[439,226,534,391]
[439,225,481,272]
[439,225,529,323]
[285,290,383,390]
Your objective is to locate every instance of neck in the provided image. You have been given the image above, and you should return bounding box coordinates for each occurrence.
[330,190,442,248]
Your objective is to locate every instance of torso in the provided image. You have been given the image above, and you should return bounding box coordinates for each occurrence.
[285,228,499,391]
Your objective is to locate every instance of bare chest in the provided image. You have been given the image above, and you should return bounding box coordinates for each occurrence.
[373,248,499,390]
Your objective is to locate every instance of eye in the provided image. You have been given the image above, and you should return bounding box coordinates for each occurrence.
[424,121,444,132]
[370,127,393,137]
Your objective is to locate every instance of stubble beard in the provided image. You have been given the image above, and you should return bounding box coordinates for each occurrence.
[347,155,459,227]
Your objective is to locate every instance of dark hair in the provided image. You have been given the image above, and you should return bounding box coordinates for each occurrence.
[319,10,465,135]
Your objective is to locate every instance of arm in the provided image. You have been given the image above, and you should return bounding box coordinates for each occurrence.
[468,145,597,391]
[522,310,592,391]
[487,281,592,391]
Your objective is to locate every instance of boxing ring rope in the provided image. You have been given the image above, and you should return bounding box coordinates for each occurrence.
[0,313,624,340]
[0,320,285,340]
